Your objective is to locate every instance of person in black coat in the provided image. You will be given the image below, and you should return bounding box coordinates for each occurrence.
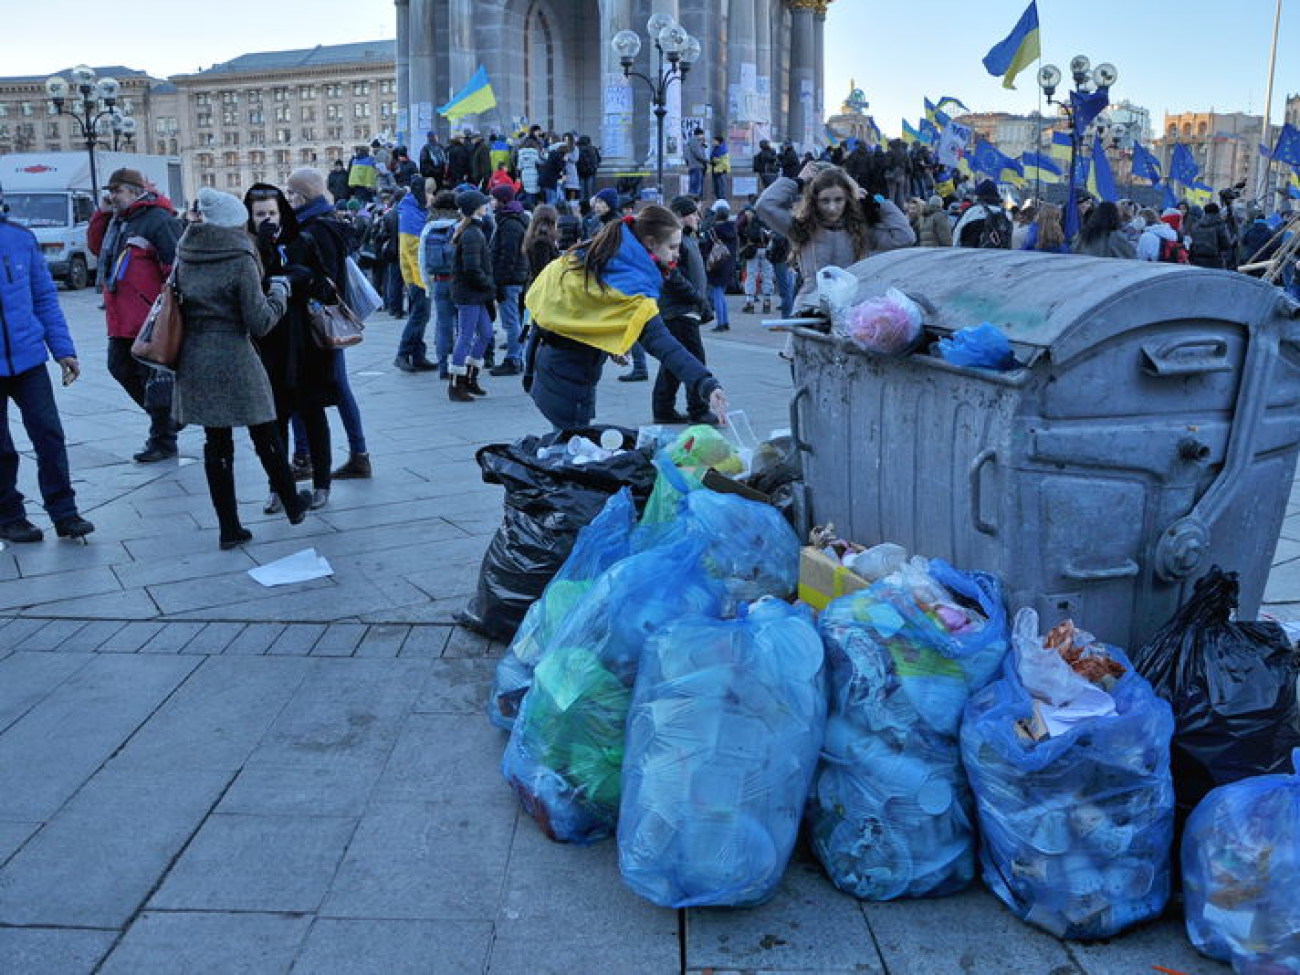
[779,142,801,179]
[488,185,530,375]
[326,161,350,204]
[653,195,715,424]
[703,200,738,331]
[448,190,496,401]
[446,135,472,188]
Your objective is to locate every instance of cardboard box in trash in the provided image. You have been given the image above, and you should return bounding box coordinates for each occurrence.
[798,546,870,611]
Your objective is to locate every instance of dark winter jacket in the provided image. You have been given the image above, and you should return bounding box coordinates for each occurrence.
[0,215,77,377]
[295,199,350,292]
[173,223,288,428]
[490,208,530,287]
[1189,213,1232,268]
[753,146,780,181]
[526,237,560,283]
[327,168,350,203]
[446,141,472,187]
[92,192,179,339]
[779,146,801,179]
[451,219,495,305]
[470,140,493,188]
[704,217,738,288]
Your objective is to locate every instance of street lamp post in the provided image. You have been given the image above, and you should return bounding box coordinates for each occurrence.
[44,66,130,199]
[1038,56,1118,233]
[611,14,701,203]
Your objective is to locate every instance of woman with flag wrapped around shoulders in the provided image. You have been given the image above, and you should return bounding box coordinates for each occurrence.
[523,205,729,431]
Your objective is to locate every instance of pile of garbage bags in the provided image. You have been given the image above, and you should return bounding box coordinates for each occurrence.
[618,599,827,907]
[961,609,1175,940]
[1182,749,1300,972]
[807,559,1009,900]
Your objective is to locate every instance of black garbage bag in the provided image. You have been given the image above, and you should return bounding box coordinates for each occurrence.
[460,427,657,642]
[746,436,803,530]
[1133,566,1300,819]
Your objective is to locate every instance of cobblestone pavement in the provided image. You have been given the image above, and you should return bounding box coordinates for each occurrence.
[2,288,1277,972]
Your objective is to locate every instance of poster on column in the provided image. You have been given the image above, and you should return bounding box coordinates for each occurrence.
[755,75,772,125]
[602,77,633,162]
[415,102,434,137]
[799,80,816,154]
[740,63,766,126]
[396,108,409,143]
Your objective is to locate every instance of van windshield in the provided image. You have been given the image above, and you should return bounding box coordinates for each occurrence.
[5,193,68,228]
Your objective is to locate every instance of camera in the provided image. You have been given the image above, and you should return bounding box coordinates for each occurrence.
[1220,180,1247,204]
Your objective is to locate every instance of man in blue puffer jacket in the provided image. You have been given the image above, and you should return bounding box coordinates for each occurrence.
[0,203,94,543]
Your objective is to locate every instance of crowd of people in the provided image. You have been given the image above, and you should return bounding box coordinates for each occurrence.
[2,123,1296,550]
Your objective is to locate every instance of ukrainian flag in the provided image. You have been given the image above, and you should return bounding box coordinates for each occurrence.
[901,120,921,145]
[936,96,970,116]
[1087,134,1118,202]
[982,1,1041,91]
[1049,131,1073,163]
[438,66,497,123]
[1021,151,1062,184]
[524,224,662,355]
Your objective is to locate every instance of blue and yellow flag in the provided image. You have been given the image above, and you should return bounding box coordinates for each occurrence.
[1088,134,1118,202]
[936,96,970,116]
[1021,151,1062,184]
[901,120,921,145]
[524,225,662,356]
[982,1,1041,90]
[438,66,497,123]
[1049,131,1073,163]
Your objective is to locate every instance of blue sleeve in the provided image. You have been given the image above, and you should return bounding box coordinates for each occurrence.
[27,234,76,360]
[639,314,720,400]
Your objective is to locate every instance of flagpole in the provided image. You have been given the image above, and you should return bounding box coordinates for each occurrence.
[1253,0,1283,212]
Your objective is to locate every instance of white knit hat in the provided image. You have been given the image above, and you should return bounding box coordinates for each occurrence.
[196,188,248,228]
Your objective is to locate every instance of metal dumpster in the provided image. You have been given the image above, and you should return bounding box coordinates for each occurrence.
[790,248,1300,650]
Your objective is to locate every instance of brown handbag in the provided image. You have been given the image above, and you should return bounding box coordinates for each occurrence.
[306,278,365,350]
[130,266,184,372]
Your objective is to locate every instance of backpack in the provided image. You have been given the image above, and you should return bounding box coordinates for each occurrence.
[767,233,791,265]
[419,143,447,178]
[577,144,601,178]
[977,209,1013,249]
[742,210,769,246]
[358,217,385,268]
[421,221,456,277]
[705,233,731,271]
[1158,236,1190,264]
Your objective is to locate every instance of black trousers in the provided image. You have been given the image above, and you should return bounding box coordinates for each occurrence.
[652,315,709,420]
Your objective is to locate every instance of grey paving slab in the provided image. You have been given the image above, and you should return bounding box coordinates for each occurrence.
[311,622,368,656]
[179,621,247,654]
[217,761,382,818]
[136,620,207,654]
[860,887,1080,975]
[223,622,285,655]
[0,617,50,647]
[295,918,493,975]
[111,547,258,590]
[109,656,310,772]
[148,570,335,617]
[686,858,885,973]
[321,798,517,921]
[9,618,88,652]
[411,657,495,714]
[149,813,357,913]
[52,618,130,652]
[99,911,312,975]
[0,565,123,613]
[0,651,92,730]
[97,620,166,653]
[355,622,410,657]
[0,928,117,975]
[396,623,451,658]
[0,820,40,864]
[267,622,327,655]
[370,713,514,806]
[444,625,499,659]
[0,552,20,583]
[0,766,230,927]
[245,658,430,771]
[1068,915,1227,974]
[0,654,200,820]
[23,586,160,620]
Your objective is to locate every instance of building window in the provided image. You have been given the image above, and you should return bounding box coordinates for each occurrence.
[273,87,289,102]
[327,125,343,140]
[352,103,370,119]
[220,91,237,105]
[278,169,291,183]
[223,131,239,146]
[197,112,213,128]
[201,133,215,147]
[301,127,315,141]
[248,130,265,146]
[381,102,394,119]
[326,104,341,121]
[380,79,394,95]
[222,109,238,126]
[46,142,62,152]
[299,148,316,163]
[353,125,371,140]
[45,121,60,138]
[200,173,216,187]
[195,92,210,106]
[276,128,291,144]
[352,82,370,97]
[154,116,178,135]
[250,150,265,165]
[246,89,262,104]
[223,151,239,166]
[249,109,264,125]
[198,154,214,169]
[226,172,241,188]
[274,105,290,122]
[325,83,342,99]
[300,106,316,122]
[299,85,317,100]
[275,150,290,165]
[326,146,343,162]
[20,101,34,116]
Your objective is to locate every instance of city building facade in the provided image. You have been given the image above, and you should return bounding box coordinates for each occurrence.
[1155,110,1262,193]
[398,0,834,175]
[0,67,164,158]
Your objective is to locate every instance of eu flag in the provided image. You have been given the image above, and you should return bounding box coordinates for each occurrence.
[1170,143,1200,185]
[1273,124,1300,168]
[982,1,1041,90]
[1070,87,1109,140]
[1130,142,1162,184]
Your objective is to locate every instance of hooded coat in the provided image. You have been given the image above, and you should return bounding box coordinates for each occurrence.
[89,191,180,339]
[0,215,76,377]
[172,223,288,428]
[917,201,953,247]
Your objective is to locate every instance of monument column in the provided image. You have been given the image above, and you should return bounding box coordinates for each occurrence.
[813,2,827,148]
[753,0,773,145]
[407,0,438,139]
[726,0,757,165]
[786,0,816,153]
[601,0,637,168]
[396,0,410,144]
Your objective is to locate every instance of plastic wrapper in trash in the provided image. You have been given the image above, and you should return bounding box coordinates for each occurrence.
[1133,567,1300,822]
[937,322,1017,371]
[461,427,656,642]
[618,598,827,907]
[487,489,637,731]
[500,536,726,844]
[807,559,1009,900]
[960,608,1175,940]
[1182,749,1300,973]
[842,288,924,355]
[817,266,858,321]
[669,425,744,476]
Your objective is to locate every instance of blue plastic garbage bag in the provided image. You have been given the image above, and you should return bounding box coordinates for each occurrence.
[938,322,1017,371]
[634,457,800,608]
[807,559,1009,901]
[488,489,637,731]
[618,598,827,907]
[501,536,726,844]
[1182,749,1300,973]
[960,609,1175,940]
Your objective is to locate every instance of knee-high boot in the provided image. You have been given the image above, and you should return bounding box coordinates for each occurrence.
[204,442,252,549]
[251,427,311,525]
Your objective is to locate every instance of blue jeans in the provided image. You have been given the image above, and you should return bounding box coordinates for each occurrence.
[771,261,795,318]
[628,342,647,374]
[688,169,704,197]
[384,263,404,314]
[333,350,366,454]
[498,284,524,363]
[710,285,730,326]
[0,364,77,525]
[432,279,456,369]
[452,304,494,367]
[711,171,727,202]
[398,284,431,361]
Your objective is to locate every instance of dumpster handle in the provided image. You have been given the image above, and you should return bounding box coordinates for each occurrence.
[1063,559,1140,582]
[970,449,997,536]
[1140,337,1232,376]
[790,384,813,457]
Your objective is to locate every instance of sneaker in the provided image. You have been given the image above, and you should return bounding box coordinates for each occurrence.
[411,359,439,372]
[653,410,689,424]
[742,302,755,314]
[488,360,521,377]
[710,324,731,333]
[618,371,649,382]
[332,452,372,479]
[54,515,95,539]
[263,493,283,515]
[309,488,330,510]
[762,301,772,313]
[290,454,313,481]
[0,518,44,543]
[393,355,417,372]
[133,442,178,463]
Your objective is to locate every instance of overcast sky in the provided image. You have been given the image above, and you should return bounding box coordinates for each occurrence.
[5,0,1295,138]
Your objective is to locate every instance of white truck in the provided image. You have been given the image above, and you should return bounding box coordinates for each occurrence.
[0,151,183,289]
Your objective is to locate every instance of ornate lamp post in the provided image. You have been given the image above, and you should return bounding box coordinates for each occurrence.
[44,66,129,198]
[611,14,701,202]
[1038,56,1118,230]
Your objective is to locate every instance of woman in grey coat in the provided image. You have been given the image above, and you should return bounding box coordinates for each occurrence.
[174,188,312,549]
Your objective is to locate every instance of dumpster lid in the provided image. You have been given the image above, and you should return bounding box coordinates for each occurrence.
[844,248,1210,353]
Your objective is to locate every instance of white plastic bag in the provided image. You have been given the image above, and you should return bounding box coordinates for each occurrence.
[843,287,924,355]
[817,267,858,317]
